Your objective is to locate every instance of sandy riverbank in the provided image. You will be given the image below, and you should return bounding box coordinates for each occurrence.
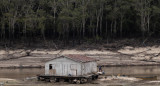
[0,45,160,68]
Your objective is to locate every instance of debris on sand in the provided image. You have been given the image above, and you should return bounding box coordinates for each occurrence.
[98,76,141,82]
[148,81,160,83]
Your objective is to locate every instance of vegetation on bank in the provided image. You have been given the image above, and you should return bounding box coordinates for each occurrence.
[0,0,160,46]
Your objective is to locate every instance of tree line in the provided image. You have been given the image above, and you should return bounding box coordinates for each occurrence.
[0,0,160,45]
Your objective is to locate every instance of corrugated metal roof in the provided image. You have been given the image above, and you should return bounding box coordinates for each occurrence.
[64,54,98,63]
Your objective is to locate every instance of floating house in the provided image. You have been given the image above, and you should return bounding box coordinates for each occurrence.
[45,54,98,76]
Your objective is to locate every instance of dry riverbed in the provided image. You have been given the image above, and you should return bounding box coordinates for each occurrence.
[1,46,160,68]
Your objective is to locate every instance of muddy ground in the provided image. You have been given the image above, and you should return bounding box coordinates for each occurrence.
[1,76,160,86]
[1,39,160,68]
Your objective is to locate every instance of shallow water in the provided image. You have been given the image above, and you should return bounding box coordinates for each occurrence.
[103,66,160,77]
[0,68,44,79]
[0,66,160,80]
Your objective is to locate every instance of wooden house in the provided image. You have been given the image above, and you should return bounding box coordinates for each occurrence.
[45,54,98,76]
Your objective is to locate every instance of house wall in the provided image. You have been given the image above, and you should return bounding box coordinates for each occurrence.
[45,57,82,76]
[82,61,97,75]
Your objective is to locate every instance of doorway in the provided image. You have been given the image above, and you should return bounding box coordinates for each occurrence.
[49,64,56,75]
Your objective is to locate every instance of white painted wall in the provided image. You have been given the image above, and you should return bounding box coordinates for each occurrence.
[45,57,97,76]
[82,61,97,75]
[45,57,81,76]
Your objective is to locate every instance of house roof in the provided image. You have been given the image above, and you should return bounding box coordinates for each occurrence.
[64,54,98,63]
[47,54,98,63]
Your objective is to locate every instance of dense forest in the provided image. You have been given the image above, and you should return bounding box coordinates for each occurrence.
[0,0,160,46]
